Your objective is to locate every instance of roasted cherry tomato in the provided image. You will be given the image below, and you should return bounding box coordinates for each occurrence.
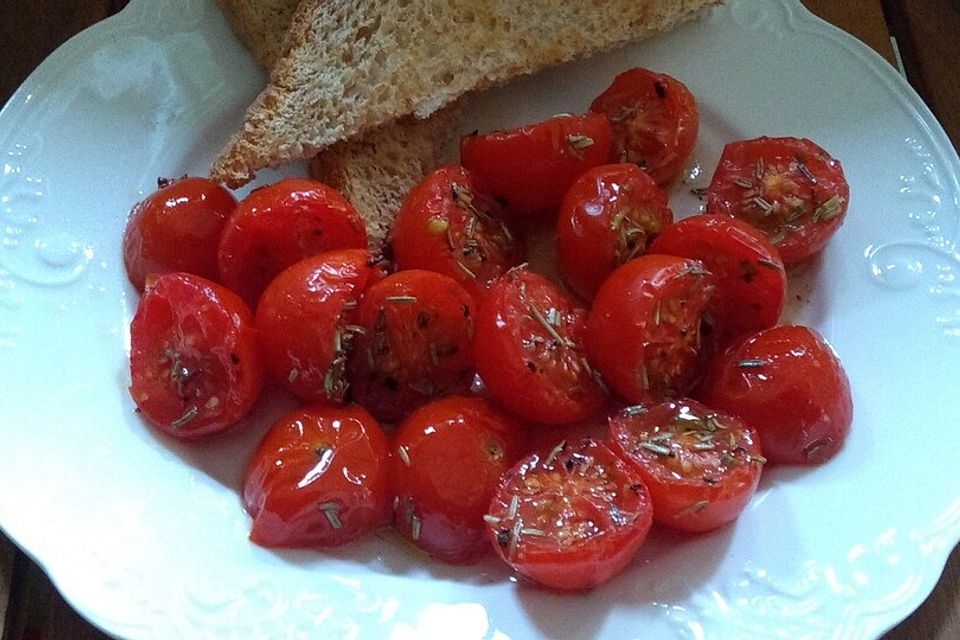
[242,405,390,547]
[557,163,673,300]
[587,254,719,404]
[122,176,235,291]
[255,249,378,403]
[460,113,614,216]
[217,178,367,306]
[485,438,653,590]
[390,395,526,564]
[705,136,849,264]
[589,67,699,186]
[609,399,764,533]
[348,269,477,424]
[391,165,524,297]
[128,272,263,439]
[474,268,608,425]
[649,214,786,346]
[698,325,852,464]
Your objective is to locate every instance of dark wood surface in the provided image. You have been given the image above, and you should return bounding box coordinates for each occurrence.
[1,1,958,639]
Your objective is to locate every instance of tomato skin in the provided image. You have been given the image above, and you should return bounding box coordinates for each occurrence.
[460,113,614,216]
[609,399,763,533]
[348,269,477,424]
[698,325,853,465]
[485,438,653,590]
[255,249,376,403]
[474,268,608,425]
[123,177,236,291]
[391,165,524,297]
[128,272,263,439]
[390,395,526,564]
[706,136,849,264]
[586,254,719,404]
[557,163,674,301]
[217,178,367,306]
[242,405,390,547]
[649,214,786,347]
[589,67,699,186]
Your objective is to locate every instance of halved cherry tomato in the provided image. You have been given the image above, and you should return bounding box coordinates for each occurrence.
[348,269,477,424]
[474,268,608,425]
[587,254,719,404]
[589,67,699,186]
[255,249,379,403]
[128,272,263,439]
[390,395,526,564]
[649,214,786,346]
[242,405,390,547]
[217,178,367,306]
[609,399,764,533]
[698,325,853,464]
[391,165,524,297]
[706,136,849,264]
[460,113,614,216]
[556,163,674,300]
[122,176,235,291]
[485,438,653,590]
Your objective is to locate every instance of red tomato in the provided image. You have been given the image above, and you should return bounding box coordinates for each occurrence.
[556,163,674,300]
[706,136,849,264]
[348,269,477,423]
[589,67,699,186]
[587,254,719,404]
[122,176,235,291]
[217,178,367,306]
[128,272,263,439]
[459,113,614,216]
[390,395,526,564]
[255,249,379,403]
[391,165,524,297]
[474,268,608,425]
[698,325,853,465]
[649,214,786,346]
[242,405,390,547]
[609,399,764,533]
[485,438,653,590]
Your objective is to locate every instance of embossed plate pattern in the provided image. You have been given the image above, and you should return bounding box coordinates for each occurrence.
[1,0,958,638]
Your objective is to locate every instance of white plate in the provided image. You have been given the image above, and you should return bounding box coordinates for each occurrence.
[1,0,959,638]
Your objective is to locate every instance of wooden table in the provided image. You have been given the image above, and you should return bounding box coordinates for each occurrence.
[0,1,957,638]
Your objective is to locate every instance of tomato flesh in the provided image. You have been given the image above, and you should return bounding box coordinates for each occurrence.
[587,254,719,404]
[698,325,853,464]
[391,165,524,297]
[242,405,390,547]
[589,67,699,186]
[557,163,673,301]
[609,399,763,532]
[460,113,614,216]
[474,268,608,424]
[390,395,525,564]
[485,438,653,590]
[348,269,477,424]
[128,272,263,439]
[706,136,849,264]
[255,249,378,403]
[649,214,786,347]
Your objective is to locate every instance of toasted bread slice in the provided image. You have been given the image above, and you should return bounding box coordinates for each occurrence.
[215,0,301,69]
[211,0,722,188]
